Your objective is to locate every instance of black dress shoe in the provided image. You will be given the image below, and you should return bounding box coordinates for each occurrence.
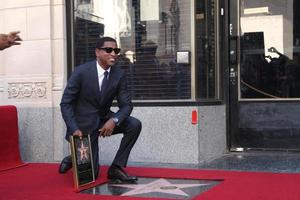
[59,155,72,174]
[107,166,138,183]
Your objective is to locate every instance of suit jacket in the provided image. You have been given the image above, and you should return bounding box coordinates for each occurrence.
[60,60,133,140]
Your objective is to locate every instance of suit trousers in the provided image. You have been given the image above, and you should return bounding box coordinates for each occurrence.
[89,116,141,178]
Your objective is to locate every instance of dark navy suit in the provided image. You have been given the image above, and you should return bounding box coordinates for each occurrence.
[60,60,141,178]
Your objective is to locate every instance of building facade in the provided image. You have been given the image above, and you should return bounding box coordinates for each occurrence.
[1,0,299,166]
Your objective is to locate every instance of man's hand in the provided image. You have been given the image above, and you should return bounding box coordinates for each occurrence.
[8,31,22,44]
[99,119,116,137]
[73,130,83,139]
[0,31,22,50]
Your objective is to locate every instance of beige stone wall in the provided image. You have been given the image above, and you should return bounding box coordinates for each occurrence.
[0,0,67,162]
[0,0,66,108]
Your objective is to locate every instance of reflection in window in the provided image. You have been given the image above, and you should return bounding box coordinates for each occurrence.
[240,0,300,99]
[72,0,191,100]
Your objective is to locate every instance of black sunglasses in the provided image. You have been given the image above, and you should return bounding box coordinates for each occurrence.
[99,47,121,54]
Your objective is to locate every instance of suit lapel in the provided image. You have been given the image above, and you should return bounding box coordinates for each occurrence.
[100,67,116,103]
[89,61,101,102]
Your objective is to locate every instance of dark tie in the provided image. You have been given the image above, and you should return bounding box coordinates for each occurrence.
[100,70,109,96]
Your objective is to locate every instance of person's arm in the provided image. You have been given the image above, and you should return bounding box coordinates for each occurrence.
[60,68,82,136]
[114,71,133,123]
[99,71,133,137]
[0,31,22,50]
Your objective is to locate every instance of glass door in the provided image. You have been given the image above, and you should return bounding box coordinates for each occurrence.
[229,0,300,150]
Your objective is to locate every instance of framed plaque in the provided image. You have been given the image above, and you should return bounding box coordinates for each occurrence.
[70,135,95,189]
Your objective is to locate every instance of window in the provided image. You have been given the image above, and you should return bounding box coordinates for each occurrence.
[68,0,221,102]
[195,0,222,100]
[239,0,300,100]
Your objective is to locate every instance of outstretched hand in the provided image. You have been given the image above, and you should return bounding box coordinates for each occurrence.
[8,31,22,44]
[0,31,22,50]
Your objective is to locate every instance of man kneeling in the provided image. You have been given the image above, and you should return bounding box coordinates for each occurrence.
[59,36,141,183]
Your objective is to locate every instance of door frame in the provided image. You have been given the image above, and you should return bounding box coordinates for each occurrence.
[227,0,300,152]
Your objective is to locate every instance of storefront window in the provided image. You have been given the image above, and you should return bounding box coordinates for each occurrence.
[195,0,221,100]
[71,0,192,101]
[240,0,300,99]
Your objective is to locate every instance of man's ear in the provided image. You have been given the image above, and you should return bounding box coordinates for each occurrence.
[95,48,100,57]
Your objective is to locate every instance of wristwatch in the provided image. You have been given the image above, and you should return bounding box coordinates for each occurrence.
[112,117,119,125]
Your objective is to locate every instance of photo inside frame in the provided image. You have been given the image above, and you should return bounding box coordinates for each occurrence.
[70,135,95,188]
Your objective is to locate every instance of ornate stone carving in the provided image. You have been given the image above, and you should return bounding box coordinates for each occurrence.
[8,82,47,99]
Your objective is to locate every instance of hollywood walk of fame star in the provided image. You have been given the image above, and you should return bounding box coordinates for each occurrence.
[77,141,89,161]
[110,178,210,197]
